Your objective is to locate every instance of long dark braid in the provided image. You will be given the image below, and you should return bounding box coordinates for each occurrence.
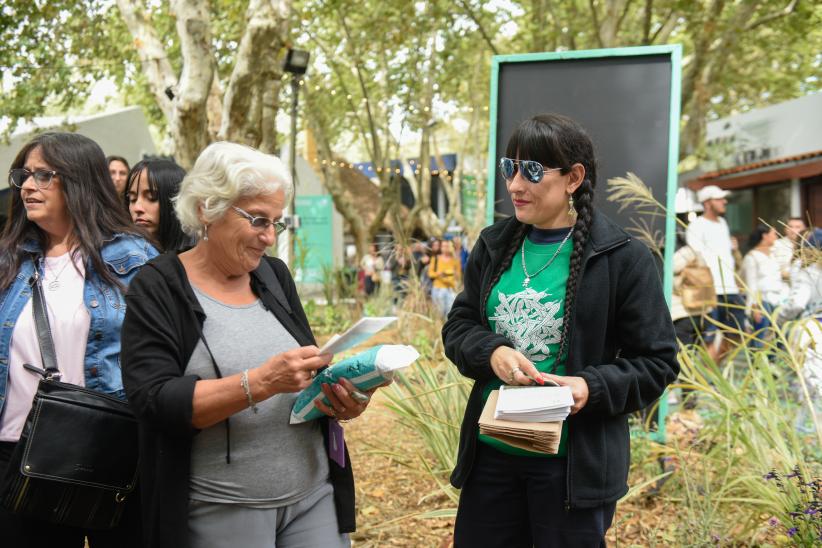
[482,223,529,326]
[557,178,594,362]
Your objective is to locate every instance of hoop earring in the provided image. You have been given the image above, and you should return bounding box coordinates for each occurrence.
[568,195,577,217]
[203,225,209,241]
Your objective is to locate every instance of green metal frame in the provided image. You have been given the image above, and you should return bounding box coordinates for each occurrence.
[486,45,682,443]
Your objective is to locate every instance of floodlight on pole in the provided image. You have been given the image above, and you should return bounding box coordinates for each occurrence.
[283,48,310,268]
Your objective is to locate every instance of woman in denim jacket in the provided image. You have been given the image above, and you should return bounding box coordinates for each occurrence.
[0,132,157,547]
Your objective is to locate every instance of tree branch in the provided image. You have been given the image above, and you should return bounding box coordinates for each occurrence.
[588,0,604,48]
[455,0,499,55]
[745,0,799,31]
[115,0,177,121]
[336,8,382,169]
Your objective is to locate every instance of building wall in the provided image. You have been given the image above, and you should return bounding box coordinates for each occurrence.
[0,107,156,191]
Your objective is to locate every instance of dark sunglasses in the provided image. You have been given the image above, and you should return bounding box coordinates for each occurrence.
[499,157,562,184]
[232,206,287,235]
[8,168,59,190]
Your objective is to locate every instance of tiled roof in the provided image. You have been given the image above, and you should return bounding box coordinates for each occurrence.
[698,150,822,180]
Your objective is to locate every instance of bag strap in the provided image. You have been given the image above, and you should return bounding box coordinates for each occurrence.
[29,255,61,381]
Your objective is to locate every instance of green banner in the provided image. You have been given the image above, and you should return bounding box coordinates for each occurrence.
[295,195,334,283]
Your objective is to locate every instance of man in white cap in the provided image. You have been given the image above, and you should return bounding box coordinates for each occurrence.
[686,185,745,362]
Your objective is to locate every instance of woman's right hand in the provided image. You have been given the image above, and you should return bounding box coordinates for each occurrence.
[254,346,331,395]
[490,346,542,385]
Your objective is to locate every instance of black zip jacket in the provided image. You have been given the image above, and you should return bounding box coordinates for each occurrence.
[121,252,355,547]
[442,212,678,508]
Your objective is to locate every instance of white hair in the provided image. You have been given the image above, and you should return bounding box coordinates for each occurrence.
[174,141,293,238]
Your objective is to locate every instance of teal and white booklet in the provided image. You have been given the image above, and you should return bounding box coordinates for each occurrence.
[290,344,419,424]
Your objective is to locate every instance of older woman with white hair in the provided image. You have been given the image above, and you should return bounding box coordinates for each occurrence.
[121,142,373,548]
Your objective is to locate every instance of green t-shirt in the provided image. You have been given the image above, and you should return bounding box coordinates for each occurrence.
[479,233,572,457]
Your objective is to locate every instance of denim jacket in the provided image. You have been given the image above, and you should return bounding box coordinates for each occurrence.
[0,234,158,415]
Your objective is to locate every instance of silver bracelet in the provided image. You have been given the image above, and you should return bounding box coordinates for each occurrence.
[240,369,258,414]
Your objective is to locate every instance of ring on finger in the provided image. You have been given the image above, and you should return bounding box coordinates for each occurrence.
[350,390,370,404]
[508,367,521,383]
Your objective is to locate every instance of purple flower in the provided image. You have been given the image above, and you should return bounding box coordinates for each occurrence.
[787,527,797,537]
[764,471,778,480]
[805,508,818,515]
[768,517,779,526]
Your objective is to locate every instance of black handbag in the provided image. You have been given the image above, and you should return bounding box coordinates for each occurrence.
[0,263,139,530]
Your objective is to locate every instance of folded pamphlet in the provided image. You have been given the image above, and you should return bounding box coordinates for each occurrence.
[479,390,563,454]
[494,385,574,422]
[319,316,397,356]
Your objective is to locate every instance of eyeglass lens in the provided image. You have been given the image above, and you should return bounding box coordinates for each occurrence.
[499,158,546,184]
[9,169,56,188]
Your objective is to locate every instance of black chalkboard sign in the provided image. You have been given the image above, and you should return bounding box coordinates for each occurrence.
[487,46,681,270]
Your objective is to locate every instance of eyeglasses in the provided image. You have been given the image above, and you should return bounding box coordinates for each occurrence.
[499,157,562,184]
[232,206,287,235]
[8,168,59,190]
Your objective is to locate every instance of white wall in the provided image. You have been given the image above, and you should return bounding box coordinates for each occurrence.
[0,107,156,190]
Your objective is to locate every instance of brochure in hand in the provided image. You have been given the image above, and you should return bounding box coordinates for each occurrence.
[478,389,566,455]
[290,344,419,424]
[319,317,397,356]
[494,385,574,422]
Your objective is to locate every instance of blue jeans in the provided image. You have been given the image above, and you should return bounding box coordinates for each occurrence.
[431,287,456,317]
[704,293,746,343]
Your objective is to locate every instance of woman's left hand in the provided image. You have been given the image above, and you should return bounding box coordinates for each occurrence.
[314,378,386,421]
[541,374,589,415]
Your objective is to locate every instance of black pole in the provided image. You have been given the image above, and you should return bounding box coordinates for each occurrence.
[289,78,300,266]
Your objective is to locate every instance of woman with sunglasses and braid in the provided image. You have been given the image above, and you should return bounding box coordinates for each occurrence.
[443,114,678,547]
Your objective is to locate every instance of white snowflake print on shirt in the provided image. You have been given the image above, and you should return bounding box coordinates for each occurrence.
[489,288,563,362]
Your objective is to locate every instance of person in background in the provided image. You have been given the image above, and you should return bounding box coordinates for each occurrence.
[772,217,808,283]
[125,159,189,252]
[686,185,745,362]
[0,132,157,546]
[360,244,384,296]
[442,114,677,547]
[107,155,130,196]
[742,223,787,347]
[670,232,712,408]
[428,239,461,317]
[453,235,470,273]
[411,240,432,296]
[778,228,822,432]
[121,142,380,547]
[388,244,412,304]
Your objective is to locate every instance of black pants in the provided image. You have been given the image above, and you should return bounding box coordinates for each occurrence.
[0,441,142,548]
[454,443,615,548]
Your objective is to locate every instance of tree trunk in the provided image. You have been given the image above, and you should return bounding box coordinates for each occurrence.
[115,0,177,121]
[219,0,290,149]
[170,0,215,169]
[305,111,370,260]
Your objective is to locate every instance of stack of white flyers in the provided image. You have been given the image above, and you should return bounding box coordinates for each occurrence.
[494,385,574,422]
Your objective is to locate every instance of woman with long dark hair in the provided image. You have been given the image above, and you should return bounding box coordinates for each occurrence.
[0,132,156,546]
[742,223,787,346]
[442,114,678,546]
[107,155,130,196]
[125,159,189,252]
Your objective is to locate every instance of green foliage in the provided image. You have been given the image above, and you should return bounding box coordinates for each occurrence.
[382,355,470,506]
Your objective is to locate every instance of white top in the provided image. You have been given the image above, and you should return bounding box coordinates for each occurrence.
[780,263,822,321]
[0,253,90,442]
[741,249,788,309]
[686,216,739,295]
[771,237,795,280]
